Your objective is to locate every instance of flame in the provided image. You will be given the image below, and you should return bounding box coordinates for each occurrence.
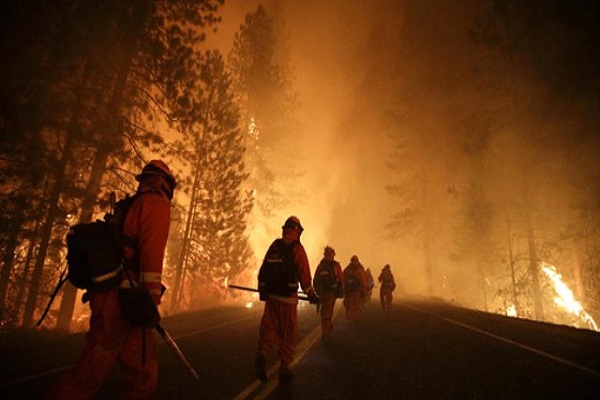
[506,304,517,317]
[541,264,599,332]
[245,301,254,309]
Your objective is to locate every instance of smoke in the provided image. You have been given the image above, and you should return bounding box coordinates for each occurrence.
[209,1,600,309]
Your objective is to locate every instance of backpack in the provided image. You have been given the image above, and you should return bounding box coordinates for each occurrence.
[314,260,342,297]
[344,265,364,292]
[258,239,299,298]
[37,193,141,327]
[66,193,140,291]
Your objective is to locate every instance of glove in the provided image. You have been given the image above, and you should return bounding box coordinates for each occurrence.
[308,291,320,305]
[259,289,267,301]
[258,282,267,301]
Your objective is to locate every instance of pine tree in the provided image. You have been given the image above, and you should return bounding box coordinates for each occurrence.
[169,50,252,311]
[228,4,300,240]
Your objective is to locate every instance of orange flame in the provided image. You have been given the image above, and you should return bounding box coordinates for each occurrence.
[541,263,598,332]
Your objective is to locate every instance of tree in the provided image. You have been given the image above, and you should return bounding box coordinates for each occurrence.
[0,0,225,329]
[228,4,300,242]
[169,50,252,311]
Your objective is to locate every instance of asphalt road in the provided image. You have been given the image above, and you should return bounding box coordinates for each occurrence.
[1,298,599,399]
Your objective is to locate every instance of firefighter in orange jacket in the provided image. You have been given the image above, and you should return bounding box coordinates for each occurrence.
[313,245,344,340]
[255,216,319,383]
[378,264,396,311]
[46,160,175,400]
[343,255,368,320]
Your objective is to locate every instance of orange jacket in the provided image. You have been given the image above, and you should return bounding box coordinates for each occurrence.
[122,188,171,304]
[378,268,396,291]
[343,263,368,293]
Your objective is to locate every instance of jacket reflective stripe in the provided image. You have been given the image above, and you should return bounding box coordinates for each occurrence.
[141,272,161,284]
[91,265,123,283]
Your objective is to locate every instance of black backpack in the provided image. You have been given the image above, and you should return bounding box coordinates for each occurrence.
[314,260,342,297]
[66,193,140,291]
[37,193,141,327]
[258,239,299,298]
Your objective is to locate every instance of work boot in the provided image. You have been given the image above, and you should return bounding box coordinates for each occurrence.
[278,365,293,382]
[255,353,267,383]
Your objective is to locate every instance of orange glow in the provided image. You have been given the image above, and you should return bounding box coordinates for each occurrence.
[541,264,598,332]
[505,304,517,317]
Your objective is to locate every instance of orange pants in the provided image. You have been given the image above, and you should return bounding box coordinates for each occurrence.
[45,289,157,400]
[318,292,337,336]
[380,288,393,310]
[344,290,362,320]
[258,298,298,367]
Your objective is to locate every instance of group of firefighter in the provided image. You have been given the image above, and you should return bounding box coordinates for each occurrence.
[254,216,399,384]
[43,158,399,397]
[313,246,397,339]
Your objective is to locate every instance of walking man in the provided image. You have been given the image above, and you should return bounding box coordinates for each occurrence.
[313,246,344,340]
[378,264,396,311]
[46,160,175,400]
[255,216,319,383]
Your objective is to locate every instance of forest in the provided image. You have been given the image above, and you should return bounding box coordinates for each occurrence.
[0,0,599,332]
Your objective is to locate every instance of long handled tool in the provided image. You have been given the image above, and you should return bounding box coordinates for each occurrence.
[155,324,200,381]
[228,283,311,301]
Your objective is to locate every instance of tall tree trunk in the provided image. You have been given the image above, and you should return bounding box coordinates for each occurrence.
[171,88,214,310]
[172,164,200,309]
[55,5,148,331]
[506,212,518,314]
[13,217,41,322]
[22,135,75,327]
[0,214,24,310]
[571,240,584,301]
[526,209,543,319]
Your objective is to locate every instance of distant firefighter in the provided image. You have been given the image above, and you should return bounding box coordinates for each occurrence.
[363,267,375,307]
[343,255,368,320]
[313,246,344,340]
[378,264,396,311]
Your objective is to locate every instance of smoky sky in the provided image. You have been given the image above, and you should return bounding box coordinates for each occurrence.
[208,1,600,305]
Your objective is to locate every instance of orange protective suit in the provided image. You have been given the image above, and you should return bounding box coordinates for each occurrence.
[343,257,368,320]
[313,257,344,337]
[258,238,314,368]
[46,187,170,400]
[378,265,396,311]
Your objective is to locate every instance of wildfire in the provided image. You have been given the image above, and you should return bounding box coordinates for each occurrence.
[541,264,599,332]
[506,304,517,317]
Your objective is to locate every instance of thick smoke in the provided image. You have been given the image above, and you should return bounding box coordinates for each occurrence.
[209,1,600,310]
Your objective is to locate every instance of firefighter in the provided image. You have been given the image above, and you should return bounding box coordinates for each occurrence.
[313,245,344,340]
[46,160,175,400]
[378,264,396,311]
[255,216,319,383]
[363,267,375,308]
[343,255,368,320]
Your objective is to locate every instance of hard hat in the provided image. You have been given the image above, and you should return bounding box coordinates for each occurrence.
[282,216,303,232]
[324,246,335,256]
[136,160,177,197]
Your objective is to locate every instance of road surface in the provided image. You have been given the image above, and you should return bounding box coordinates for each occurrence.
[1,297,598,399]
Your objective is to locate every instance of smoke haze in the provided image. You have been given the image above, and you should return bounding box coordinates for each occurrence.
[209,1,600,310]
